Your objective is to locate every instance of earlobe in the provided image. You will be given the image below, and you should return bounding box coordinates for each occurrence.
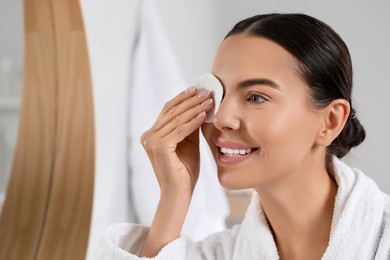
[316,99,350,147]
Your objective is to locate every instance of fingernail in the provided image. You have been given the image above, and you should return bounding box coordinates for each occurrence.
[196,111,206,119]
[201,98,213,107]
[198,89,210,98]
[185,86,196,93]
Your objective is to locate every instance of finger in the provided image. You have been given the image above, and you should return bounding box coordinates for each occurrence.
[154,87,197,127]
[153,88,210,130]
[163,86,197,110]
[164,110,208,145]
[152,89,212,131]
[183,128,200,148]
[157,98,214,138]
[140,98,205,150]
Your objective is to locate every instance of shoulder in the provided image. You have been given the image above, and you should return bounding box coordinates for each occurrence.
[98,222,243,260]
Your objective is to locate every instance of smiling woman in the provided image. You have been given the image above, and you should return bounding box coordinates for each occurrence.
[99,13,390,260]
[201,15,362,191]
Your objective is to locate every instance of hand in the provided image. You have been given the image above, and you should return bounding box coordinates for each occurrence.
[140,87,214,194]
[139,87,214,257]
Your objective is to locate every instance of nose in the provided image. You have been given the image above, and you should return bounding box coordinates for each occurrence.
[213,95,240,131]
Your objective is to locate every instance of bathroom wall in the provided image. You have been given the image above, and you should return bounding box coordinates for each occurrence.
[0,0,23,209]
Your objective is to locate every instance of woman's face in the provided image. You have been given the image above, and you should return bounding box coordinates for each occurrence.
[201,34,326,190]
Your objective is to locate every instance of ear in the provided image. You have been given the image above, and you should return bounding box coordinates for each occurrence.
[316,99,350,147]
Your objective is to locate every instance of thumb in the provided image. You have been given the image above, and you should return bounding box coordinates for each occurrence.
[185,127,200,147]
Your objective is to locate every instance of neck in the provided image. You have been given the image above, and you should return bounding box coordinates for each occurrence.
[255,156,337,259]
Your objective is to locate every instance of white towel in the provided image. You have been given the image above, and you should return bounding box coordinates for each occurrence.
[98,157,390,259]
[127,0,228,241]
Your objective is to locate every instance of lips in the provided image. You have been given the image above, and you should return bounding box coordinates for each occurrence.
[215,137,259,165]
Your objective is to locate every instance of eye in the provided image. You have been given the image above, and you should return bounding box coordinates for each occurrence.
[247,92,267,104]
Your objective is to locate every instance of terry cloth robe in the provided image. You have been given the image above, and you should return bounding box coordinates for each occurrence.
[97,157,390,259]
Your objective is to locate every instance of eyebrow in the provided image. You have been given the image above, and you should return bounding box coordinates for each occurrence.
[238,78,281,90]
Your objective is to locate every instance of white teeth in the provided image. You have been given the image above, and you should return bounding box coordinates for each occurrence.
[219,147,254,156]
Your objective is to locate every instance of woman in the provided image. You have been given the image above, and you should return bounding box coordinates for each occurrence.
[100,13,390,259]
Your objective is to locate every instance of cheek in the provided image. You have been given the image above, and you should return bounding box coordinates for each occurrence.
[250,108,318,157]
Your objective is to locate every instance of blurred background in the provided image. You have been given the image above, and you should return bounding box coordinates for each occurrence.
[0,0,23,212]
[0,0,389,259]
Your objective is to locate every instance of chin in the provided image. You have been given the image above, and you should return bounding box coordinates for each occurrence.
[217,169,254,190]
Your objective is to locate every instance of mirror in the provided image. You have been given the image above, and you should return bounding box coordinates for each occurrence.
[0,0,94,259]
[0,0,23,213]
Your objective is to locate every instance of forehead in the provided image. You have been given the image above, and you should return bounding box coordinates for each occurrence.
[211,34,301,87]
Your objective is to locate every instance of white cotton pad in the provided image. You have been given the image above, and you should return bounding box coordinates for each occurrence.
[194,73,224,123]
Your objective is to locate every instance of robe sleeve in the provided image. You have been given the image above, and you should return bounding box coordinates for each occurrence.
[97,223,186,260]
[97,223,241,260]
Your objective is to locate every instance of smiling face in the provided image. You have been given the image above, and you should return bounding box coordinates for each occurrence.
[202,34,328,190]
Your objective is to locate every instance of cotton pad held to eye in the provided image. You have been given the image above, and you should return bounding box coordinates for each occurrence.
[194,73,223,123]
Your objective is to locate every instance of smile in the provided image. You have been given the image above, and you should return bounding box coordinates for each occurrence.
[215,138,259,165]
[219,147,256,156]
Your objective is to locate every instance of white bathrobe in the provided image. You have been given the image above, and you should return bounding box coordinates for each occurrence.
[97,157,390,259]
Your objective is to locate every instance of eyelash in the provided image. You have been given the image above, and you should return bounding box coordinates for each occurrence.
[247,92,268,104]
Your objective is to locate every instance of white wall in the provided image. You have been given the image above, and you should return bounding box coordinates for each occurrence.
[155,1,221,83]
[157,0,390,193]
[0,0,23,209]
